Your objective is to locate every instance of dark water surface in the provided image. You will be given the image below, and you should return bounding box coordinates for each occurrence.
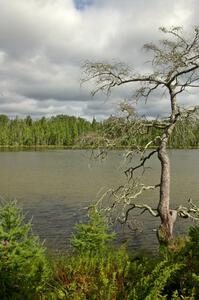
[0,149,198,252]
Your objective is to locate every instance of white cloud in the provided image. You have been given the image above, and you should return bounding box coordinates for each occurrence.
[0,0,198,120]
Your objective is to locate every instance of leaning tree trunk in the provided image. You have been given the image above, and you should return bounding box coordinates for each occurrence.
[157,94,179,244]
[157,136,177,243]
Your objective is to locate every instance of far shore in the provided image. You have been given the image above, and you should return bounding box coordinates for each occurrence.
[0,145,198,150]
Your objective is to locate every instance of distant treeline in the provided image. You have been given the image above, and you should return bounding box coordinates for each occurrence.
[81,116,199,149]
[105,116,199,148]
[0,114,198,148]
[0,114,98,146]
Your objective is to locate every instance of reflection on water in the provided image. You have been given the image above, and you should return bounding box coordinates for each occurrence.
[0,149,198,251]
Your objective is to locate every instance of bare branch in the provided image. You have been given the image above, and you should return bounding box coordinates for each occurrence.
[118,203,159,225]
[125,149,158,179]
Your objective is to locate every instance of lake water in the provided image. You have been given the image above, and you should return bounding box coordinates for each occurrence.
[0,149,198,252]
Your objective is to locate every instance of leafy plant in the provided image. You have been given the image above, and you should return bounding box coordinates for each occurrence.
[128,259,182,300]
[158,226,199,299]
[51,246,130,299]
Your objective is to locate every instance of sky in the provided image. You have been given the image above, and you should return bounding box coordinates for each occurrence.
[0,0,198,120]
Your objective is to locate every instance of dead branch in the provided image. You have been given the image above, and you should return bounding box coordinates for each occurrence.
[125,149,158,179]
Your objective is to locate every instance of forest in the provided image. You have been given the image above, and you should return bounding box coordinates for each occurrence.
[0,114,97,147]
[0,113,198,148]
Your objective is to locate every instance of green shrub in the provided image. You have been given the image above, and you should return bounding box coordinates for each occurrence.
[71,206,115,253]
[51,246,130,299]
[50,207,130,299]
[159,226,199,299]
[0,200,51,300]
[128,259,182,300]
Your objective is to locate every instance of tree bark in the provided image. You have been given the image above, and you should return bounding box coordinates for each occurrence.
[157,136,176,243]
[157,93,179,243]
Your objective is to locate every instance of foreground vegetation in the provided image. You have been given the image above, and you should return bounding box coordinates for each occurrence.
[1,201,199,299]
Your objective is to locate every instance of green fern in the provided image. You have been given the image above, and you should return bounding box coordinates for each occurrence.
[129,260,182,300]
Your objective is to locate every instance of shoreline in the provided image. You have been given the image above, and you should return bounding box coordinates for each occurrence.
[0,145,198,151]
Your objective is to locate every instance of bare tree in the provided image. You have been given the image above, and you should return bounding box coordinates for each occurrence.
[82,26,199,244]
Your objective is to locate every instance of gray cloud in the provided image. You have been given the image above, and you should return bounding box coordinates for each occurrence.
[0,0,198,120]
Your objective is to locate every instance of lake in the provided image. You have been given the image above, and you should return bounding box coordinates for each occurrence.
[0,149,198,252]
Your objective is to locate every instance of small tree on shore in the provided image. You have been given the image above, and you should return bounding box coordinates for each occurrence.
[82,26,199,244]
[0,201,50,298]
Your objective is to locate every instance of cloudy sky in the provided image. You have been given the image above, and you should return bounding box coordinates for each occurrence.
[0,0,198,120]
